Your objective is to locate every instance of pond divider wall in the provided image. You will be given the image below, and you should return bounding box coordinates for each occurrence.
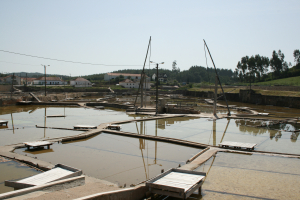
[176,89,300,108]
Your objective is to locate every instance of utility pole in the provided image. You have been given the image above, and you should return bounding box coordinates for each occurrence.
[42,65,50,96]
[11,73,14,99]
[150,61,164,115]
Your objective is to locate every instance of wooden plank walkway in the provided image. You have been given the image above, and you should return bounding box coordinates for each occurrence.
[219,141,257,150]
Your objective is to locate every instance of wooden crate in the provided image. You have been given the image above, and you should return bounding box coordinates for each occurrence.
[146,168,206,199]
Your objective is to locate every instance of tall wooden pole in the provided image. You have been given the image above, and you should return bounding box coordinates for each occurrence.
[213,75,217,115]
[156,64,158,116]
[44,66,46,96]
[134,36,151,107]
[11,73,14,99]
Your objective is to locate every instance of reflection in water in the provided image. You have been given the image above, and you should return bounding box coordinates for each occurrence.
[235,119,299,142]
[15,134,200,187]
[136,119,162,181]
[44,108,46,138]
[0,157,40,194]
[219,119,230,143]
[122,117,300,154]
[11,113,14,134]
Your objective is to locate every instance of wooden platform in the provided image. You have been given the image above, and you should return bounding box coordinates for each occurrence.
[0,120,8,127]
[24,141,53,150]
[5,164,82,189]
[219,141,257,150]
[73,125,97,129]
[107,124,121,130]
[146,168,206,199]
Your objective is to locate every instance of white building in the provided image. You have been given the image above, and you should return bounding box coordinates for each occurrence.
[33,77,65,85]
[119,78,150,89]
[70,77,92,87]
[104,73,143,81]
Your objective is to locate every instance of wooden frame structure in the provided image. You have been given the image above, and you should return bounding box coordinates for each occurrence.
[219,141,257,150]
[146,168,206,199]
[73,125,97,129]
[0,120,8,127]
[24,141,53,150]
[107,124,121,130]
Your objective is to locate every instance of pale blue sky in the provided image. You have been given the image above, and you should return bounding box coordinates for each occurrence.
[0,0,299,76]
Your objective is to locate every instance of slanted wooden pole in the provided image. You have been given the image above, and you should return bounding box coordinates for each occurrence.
[204,40,231,116]
[134,36,151,107]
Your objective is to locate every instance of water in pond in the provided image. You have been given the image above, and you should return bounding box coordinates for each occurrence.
[121,117,300,154]
[15,133,201,187]
[0,156,40,194]
[193,152,300,200]
[0,105,142,146]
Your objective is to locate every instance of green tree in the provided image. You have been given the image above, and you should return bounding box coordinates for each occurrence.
[270,50,287,78]
[293,49,300,65]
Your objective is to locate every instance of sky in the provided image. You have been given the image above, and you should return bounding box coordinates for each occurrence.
[0,0,299,76]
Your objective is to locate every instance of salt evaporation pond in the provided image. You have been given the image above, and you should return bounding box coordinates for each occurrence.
[120,117,300,154]
[0,157,40,194]
[15,133,201,187]
[0,105,143,146]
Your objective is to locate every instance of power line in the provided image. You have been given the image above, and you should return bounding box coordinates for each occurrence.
[0,60,40,66]
[0,49,142,67]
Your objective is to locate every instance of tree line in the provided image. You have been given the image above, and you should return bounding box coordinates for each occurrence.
[235,49,300,83]
[111,66,234,85]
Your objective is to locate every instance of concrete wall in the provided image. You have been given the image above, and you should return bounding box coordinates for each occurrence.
[238,89,300,108]
[75,186,148,200]
[174,89,300,108]
[0,97,22,106]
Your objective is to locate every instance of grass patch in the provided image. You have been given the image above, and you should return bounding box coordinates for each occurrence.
[253,76,300,86]
[186,87,300,97]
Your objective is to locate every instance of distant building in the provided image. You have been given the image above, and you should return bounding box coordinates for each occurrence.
[0,75,22,85]
[104,73,143,81]
[33,77,64,85]
[70,77,92,87]
[22,77,36,85]
[152,73,167,82]
[152,73,156,80]
[119,78,150,89]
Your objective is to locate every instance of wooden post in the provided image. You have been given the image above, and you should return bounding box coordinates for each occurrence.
[213,75,217,115]
[11,73,14,99]
[44,66,46,96]
[213,119,216,146]
[141,73,144,108]
[156,64,158,115]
